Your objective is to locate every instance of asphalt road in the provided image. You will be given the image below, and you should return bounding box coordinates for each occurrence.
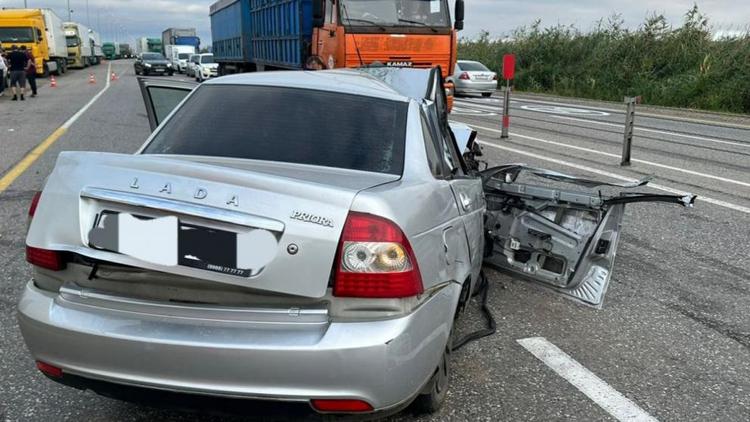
[1,61,749,421]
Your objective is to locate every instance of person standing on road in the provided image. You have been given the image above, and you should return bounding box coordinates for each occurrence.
[0,48,7,97]
[7,45,28,101]
[24,47,37,98]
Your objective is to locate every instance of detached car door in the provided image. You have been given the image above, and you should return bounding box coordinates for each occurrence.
[137,77,196,131]
[480,164,696,307]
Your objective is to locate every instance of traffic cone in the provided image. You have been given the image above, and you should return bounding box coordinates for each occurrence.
[49,75,57,88]
[88,73,96,84]
[110,72,117,81]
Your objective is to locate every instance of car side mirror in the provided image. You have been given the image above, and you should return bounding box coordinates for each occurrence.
[312,0,325,27]
[454,0,465,30]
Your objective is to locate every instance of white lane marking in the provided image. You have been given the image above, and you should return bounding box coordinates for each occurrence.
[517,337,659,422]
[62,62,113,129]
[521,104,611,116]
[476,139,750,214]
[552,115,750,149]
[514,97,750,130]
[452,105,497,116]
[467,123,750,189]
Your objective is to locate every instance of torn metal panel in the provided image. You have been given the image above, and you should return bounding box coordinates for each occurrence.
[481,164,653,189]
[482,163,696,308]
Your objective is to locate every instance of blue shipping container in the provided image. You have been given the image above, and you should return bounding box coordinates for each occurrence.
[174,36,201,50]
[210,0,313,69]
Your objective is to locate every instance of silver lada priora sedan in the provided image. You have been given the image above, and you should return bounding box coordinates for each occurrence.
[19,67,694,417]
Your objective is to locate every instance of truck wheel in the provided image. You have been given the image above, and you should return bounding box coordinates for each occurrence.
[482,93,492,97]
[42,63,51,77]
[410,337,451,414]
[61,60,67,74]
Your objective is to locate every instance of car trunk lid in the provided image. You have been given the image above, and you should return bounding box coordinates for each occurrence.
[27,152,400,298]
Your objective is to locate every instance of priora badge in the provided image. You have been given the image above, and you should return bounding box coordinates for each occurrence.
[290,211,334,228]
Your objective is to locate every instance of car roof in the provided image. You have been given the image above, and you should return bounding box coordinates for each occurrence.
[206,67,434,103]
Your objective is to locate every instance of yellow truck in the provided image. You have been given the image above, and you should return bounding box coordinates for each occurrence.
[0,8,68,75]
[63,22,94,68]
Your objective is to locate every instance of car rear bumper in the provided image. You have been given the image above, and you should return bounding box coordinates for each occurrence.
[455,80,497,94]
[17,281,456,411]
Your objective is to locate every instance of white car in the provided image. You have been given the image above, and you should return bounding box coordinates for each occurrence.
[186,53,218,82]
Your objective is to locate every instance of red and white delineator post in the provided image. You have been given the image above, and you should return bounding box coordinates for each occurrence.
[501,54,516,139]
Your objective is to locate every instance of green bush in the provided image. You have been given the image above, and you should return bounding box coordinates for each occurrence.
[459,6,750,113]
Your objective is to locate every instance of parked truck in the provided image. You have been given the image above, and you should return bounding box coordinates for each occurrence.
[119,43,132,58]
[164,44,196,73]
[89,29,103,65]
[64,22,94,68]
[102,42,120,60]
[162,27,200,51]
[209,0,465,104]
[0,8,68,75]
[134,37,163,54]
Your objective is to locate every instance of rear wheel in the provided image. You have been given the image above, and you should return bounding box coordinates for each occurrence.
[410,335,451,414]
[482,92,492,97]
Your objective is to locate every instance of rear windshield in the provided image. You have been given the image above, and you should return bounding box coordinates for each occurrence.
[143,85,408,175]
[458,61,490,71]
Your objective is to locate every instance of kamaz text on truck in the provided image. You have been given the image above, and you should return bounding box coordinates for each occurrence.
[210,0,465,107]
[0,8,68,75]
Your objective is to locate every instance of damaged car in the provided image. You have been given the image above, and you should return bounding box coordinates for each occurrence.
[18,67,695,417]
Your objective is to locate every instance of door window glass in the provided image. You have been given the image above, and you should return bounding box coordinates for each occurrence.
[147,86,191,126]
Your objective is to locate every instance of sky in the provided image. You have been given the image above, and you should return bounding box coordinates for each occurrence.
[2,0,748,46]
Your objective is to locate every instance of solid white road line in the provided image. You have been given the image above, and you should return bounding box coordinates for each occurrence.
[477,139,750,214]
[62,62,113,129]
[468,123,750,189]
[517,337,659,422]
[552,115,750,149]
[509,97,750,130]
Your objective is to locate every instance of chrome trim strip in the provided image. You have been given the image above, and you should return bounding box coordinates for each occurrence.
[58,283,329,325]
[80,187,285,232]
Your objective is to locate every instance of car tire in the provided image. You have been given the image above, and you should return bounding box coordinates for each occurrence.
[410,335,451,414]
[169,71,174,76]
[482,93,492,97]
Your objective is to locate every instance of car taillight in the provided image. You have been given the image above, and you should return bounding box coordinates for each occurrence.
[26,246,65,271]
[36,361,63,378]
[28,191,42,217]
[333,212,423,298]
[458,72,470,80]
[310,399,373,413]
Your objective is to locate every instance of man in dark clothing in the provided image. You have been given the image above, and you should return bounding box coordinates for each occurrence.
[7,45,28,101]
[23,46,37,97]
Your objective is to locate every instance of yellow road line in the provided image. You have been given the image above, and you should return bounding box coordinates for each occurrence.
[0,127,67,192]
[0,62,112,194]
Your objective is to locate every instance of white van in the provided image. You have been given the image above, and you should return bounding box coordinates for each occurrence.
[164,45,196,74]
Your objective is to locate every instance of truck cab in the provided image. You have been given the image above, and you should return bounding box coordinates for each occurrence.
[0,9,67,75]
[64,22,93,68]
[311,0,464,106]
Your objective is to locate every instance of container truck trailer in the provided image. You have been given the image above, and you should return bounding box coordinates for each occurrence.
[64,22,94,68]
[209,0,465,105]
[89,29,103,64]
[162,27,200,51]
[0,8,68,75]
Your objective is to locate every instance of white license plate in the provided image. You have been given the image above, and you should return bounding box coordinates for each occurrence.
[154,69,164,72]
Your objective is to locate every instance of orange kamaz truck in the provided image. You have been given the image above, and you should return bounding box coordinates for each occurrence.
[210,0,464,106]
